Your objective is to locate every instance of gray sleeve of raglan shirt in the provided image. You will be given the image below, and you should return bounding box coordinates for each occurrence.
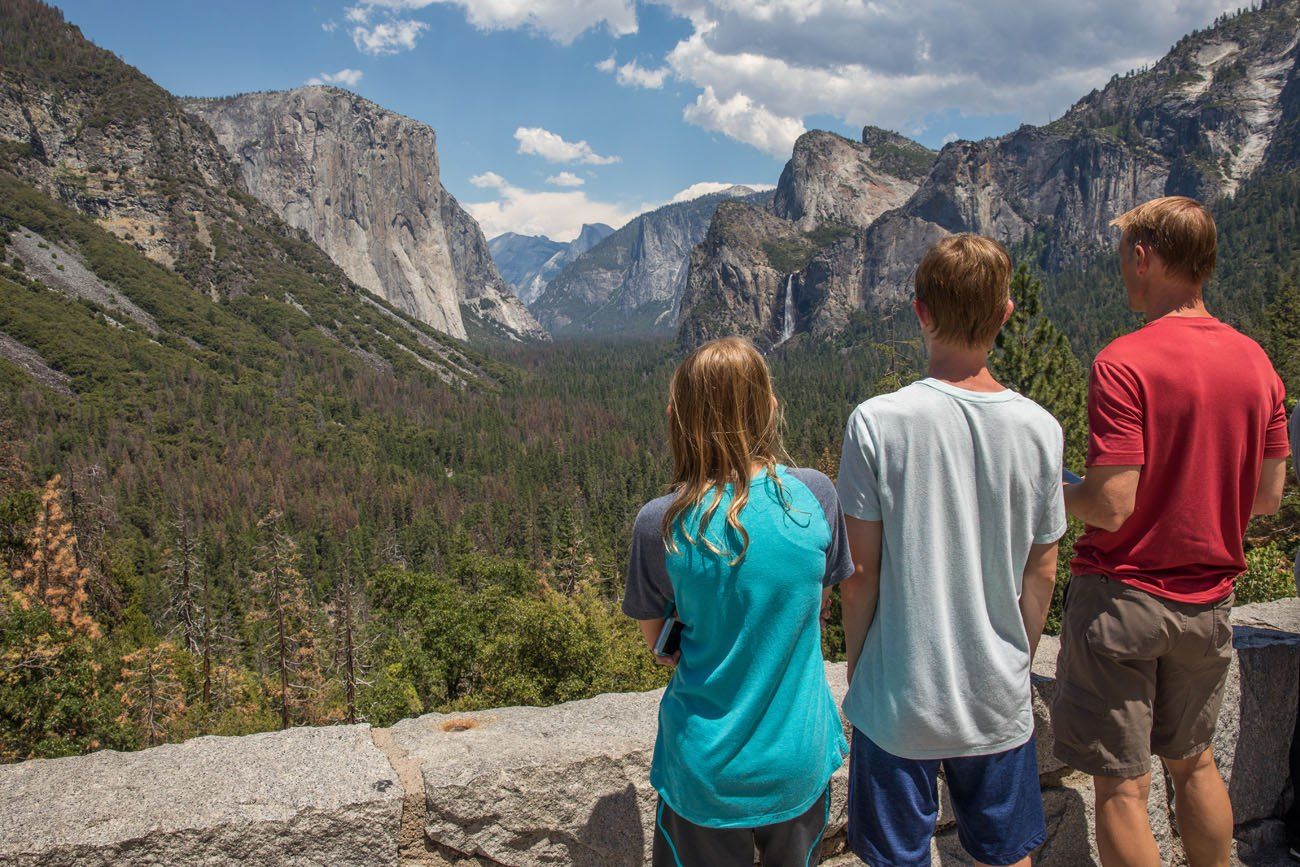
[622,496,675,619]
[786,467,856,587]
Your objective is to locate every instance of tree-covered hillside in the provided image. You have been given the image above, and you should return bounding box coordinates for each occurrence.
[0,0,1294,764]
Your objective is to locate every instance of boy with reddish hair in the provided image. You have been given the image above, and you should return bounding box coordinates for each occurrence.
[838,234,1065,867]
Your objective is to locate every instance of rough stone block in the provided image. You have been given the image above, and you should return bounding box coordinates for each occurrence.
[1217,599,1300,825]
[388,689,662,867]
[0,725,402,867]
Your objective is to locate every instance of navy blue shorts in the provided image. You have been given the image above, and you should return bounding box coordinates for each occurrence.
[846,728,1046,867]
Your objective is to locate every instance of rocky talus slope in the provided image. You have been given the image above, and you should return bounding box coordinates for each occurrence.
[185,88,544,342]
[680,1,1300,348]
[1,599,1295,866]
[531,186,770,336]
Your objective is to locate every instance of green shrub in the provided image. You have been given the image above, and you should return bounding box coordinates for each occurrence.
[1239,543,1296,605]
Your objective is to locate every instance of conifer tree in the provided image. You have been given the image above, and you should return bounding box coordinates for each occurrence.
[1265,273,1300,405]
[992,265,1089,468]
[547,499,600,595]
[869,312,921,395]
[0,420,31,575]
[329,551,371,725]
[117,642,185,747]
[248,509,322,729]
[62,465,120,621]
[162,508,204,655]
[12,477,98,638]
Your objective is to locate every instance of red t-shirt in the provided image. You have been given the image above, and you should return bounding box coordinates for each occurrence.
[1071,316,1290,604]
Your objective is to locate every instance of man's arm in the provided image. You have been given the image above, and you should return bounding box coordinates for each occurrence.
[1064,465,1141,531]
[1253,458,1287,516]
[1019,542,1058,661]
[841,516,883,684]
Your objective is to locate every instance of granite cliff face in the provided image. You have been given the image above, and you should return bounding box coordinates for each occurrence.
[773,129,934,230]
[532,186,770,336]
[185,88,544,342]
[0,6,243,275]
[858,2,1300,299]
[676,200,880,349]
[489,223,614,305]
[0,0,495,387]
[679,129,932,348]
[680,1,1300,348]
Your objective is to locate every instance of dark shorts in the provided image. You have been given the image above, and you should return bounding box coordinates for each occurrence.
[846,728,1045,867]
[1050,573,1234,778]
[652,786,831,867]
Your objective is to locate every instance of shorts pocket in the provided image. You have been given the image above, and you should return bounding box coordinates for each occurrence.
[1083,583,1165,661]
[1207,596,1233,659]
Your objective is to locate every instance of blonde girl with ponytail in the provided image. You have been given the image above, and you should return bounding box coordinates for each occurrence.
[623,337,853,867]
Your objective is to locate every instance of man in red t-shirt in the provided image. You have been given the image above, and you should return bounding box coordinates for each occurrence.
[1052,196,1289,867]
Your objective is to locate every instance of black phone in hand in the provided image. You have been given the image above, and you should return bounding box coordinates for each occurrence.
[655,617,684,657]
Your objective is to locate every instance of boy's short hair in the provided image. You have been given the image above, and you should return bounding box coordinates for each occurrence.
[914,234,1012,348]
[1111,196,1217,284]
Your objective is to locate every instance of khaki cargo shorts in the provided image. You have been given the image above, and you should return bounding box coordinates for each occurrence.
[1050,573,1233,779]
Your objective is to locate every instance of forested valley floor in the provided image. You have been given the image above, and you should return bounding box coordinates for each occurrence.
[2,174,1297,758]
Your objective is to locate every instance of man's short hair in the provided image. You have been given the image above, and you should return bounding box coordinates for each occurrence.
[1111,196,1217,284]
[914,233,1012,347]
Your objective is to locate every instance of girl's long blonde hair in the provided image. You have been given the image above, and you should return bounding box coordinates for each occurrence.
[661,337,791,565]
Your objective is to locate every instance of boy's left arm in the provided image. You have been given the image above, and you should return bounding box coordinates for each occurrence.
[841,516,883,683]
[1020,542,1058,661]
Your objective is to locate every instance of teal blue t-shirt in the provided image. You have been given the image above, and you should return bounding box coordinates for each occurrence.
[623,466,853,828]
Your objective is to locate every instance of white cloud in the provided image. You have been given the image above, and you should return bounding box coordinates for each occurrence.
[614,58,671,89]
[658,0,1244,153]
[941,131,959,145]
[345,6,370,23]
[351,17,427,54]
[414,0,636,43]
[306,68,364,87]
[668,180,774,203]
[430,0,1243,156]
[596,54,671,89]
[469,171,509,189]
[464,174,640,241]
[514,127,620,165]
[321,20,338,32]
[546,172,586,187]
[682,86,805,158]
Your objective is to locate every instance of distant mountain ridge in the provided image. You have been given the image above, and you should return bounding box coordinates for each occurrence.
[489,223,614,305]
[530,185,772,336]
[0,0,498,385]
[678,0,1300,349]
[185,87,544,342]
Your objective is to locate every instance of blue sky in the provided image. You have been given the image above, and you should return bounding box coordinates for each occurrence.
[54,0,1240,241]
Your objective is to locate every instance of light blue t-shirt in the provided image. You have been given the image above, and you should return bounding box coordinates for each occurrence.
[623,466,853,828]
[837,379,1066,759]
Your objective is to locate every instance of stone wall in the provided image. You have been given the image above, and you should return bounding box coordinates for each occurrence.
[1,599,1296,867]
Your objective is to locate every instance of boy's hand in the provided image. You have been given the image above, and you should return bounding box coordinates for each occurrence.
[654,651,680,667]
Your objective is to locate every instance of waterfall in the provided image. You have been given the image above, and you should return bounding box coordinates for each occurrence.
[776,274,795,346]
